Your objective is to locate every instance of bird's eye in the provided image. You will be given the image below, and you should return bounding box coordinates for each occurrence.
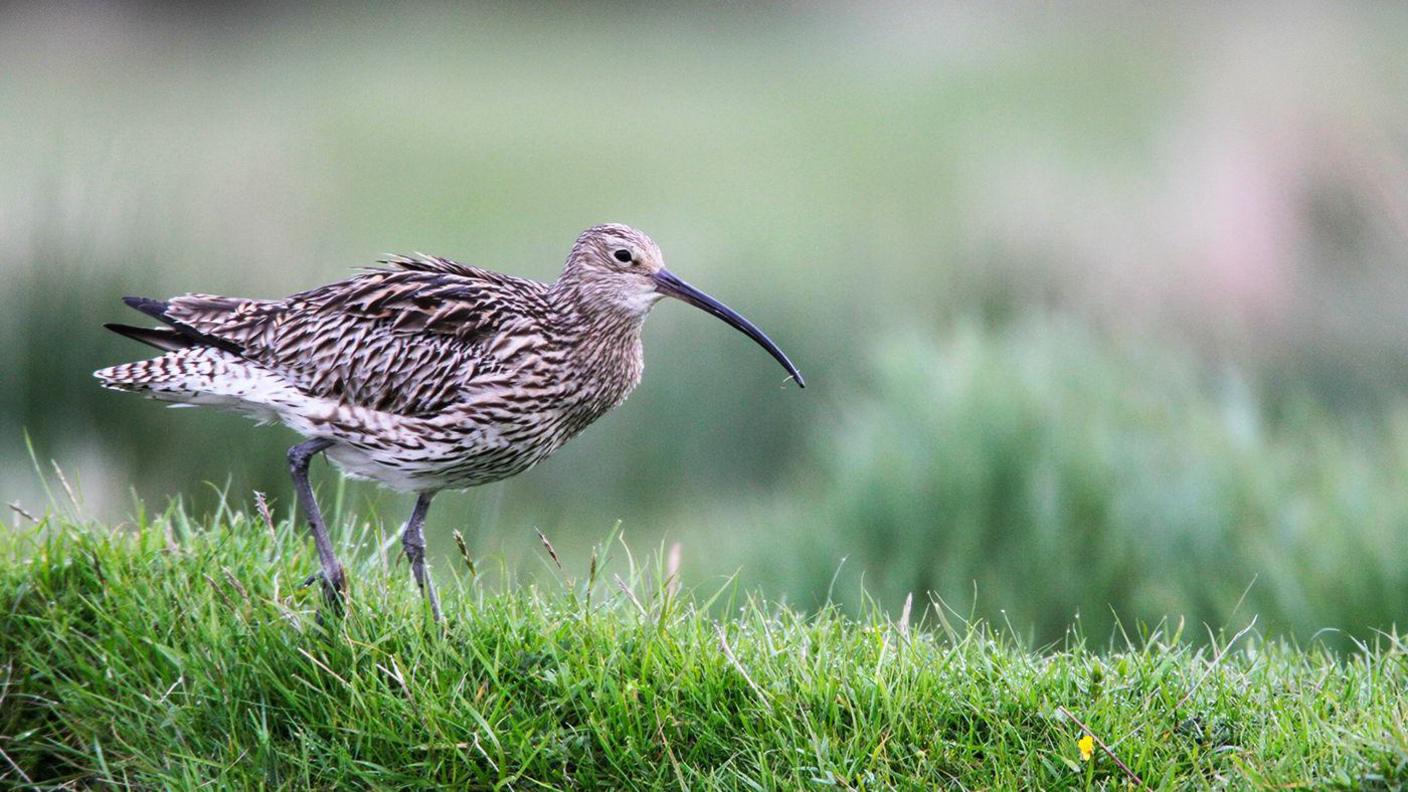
[612,249,633,264]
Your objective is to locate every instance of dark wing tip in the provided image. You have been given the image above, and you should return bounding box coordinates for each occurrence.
[122,296,172,322]
[104,322,190,352]
[116,296,245,355]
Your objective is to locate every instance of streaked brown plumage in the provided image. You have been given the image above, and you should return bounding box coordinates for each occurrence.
[95,224,803,619]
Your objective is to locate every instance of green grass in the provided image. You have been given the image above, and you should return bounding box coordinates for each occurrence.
[4,510,1408,789]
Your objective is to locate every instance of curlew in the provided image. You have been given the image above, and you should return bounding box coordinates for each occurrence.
[95,224,803,619]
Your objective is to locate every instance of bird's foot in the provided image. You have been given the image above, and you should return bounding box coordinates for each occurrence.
[299,564,347,614]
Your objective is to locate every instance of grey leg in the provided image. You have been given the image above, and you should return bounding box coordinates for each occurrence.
[402,492,441,621]
[287,438,344,610]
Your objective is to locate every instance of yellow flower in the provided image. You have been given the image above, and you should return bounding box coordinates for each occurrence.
[1078,734,1095,762]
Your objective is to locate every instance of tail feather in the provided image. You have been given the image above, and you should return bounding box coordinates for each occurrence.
[94,349,206,392]
[99,295,256,397]
[93,346,285,424]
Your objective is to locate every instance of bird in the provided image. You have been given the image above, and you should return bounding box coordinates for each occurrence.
[95,223,803,620]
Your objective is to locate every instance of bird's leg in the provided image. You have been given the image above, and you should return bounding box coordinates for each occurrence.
[287,438,345,611]
[402,492,441,621]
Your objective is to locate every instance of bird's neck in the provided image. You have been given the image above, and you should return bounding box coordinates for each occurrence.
[547,281,647,408]
[547,276,649,336]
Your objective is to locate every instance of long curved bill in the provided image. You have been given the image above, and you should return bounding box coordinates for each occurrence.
[653,269,806,388]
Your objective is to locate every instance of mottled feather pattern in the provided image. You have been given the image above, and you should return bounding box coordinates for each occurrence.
[154,264,554,415]
[96,224,804,617]
[95,227,661,492]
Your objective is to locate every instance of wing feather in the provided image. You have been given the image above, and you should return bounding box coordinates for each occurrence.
[144,257,552,415]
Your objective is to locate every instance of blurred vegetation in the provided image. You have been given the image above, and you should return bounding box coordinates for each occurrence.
[709,320,1408,645]
[5,4,1408,644]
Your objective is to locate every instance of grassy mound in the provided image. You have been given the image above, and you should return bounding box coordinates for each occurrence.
[2,511,1406,789]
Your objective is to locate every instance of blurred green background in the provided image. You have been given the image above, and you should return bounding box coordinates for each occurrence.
[5,3,1408,645]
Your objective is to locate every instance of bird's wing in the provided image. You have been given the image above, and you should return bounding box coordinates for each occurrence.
[147,258,552,416]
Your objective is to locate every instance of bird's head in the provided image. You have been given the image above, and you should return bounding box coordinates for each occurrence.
[560,223,805,387]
